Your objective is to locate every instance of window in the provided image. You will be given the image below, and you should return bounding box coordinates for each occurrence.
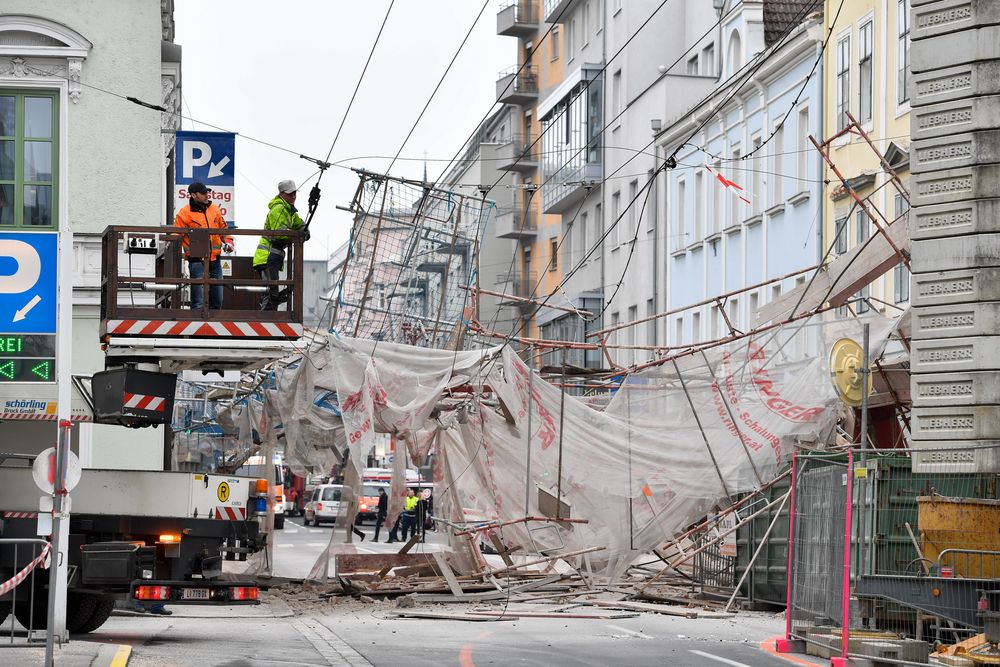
[646,299,656,349]
[898,0,910,103]
[583,2,590,44]
[710,304,720,339]
[751,135,762,215]
[771,283,782,302]
[628,179,638,240]
[894,193,909,302]
[0,91,58,228]
[727,298,739,332]
[564,220,573,269]
[835,217,848,254]
[856,209,869,247]
[711,161,721,234]
[750,292,759,323]
[702,43,715,75]
[675,316,684,345]
[646,169,655,231]
[611,190,621,245]
[770,124,784,206]
[579,211,588,258]
[566,21,574,61]
[627,305,637,364]
[856,284,871,313]
[551,27,560,61]
[727,31,743,77]
[595,203,603,239]
[686,55,699,75]
[836,36,851,129]
[729,147,741,228]
[695,170,705,240]
[549,237,558,272]
[692,311,701,343]
[858,21,873,123]
[676,179,686,247]
[796,107,809,182]
[522,245,532,281]
[612,70,622,117]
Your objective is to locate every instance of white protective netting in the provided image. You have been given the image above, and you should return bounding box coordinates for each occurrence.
[272,311,899,580]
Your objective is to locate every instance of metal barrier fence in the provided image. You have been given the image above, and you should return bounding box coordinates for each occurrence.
[0,538,50,647]
[782,447,1000,666]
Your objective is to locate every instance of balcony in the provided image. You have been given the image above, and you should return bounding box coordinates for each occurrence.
[541,162,602,214]
[494,195,538,239]
[497,271,538,302]
[497,1,538,37]
[543,0,576,23]
[496,134,538,173]
[496,66,538,105]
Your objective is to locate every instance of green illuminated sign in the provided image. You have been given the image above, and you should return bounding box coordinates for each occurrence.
[0,334,57,383]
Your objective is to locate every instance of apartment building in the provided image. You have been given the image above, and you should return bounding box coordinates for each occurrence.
[822,0,912,315]
[656,1,825,357]
[495,0,564,347]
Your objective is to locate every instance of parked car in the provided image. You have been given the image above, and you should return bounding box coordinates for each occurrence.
[304,484,343,526]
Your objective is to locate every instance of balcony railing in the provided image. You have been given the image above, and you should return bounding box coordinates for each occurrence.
[496,134,538,172]
[497,1,538,36]
[543,0,574,23]
[496,66,538,105]
[497,270,538,301]
[494,193,538,239]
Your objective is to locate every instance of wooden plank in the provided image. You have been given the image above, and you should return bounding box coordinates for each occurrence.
[377,534,422,578]
[487,533,515,567]
[335,553,434,574]
[466,609,640,620]
[586,599,699,619]
[391,610,518,622]
[433,552,465,598]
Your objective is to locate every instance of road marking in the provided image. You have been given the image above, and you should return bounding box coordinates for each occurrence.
[276,543,294,548]
[309,529,322,534]
[109,644,132,667]
[307,542,327,547]
[295,619,374,667]
[605,624,654,640]
[284,527,299,533]
[689,649,753,667]
[759,637,821,667]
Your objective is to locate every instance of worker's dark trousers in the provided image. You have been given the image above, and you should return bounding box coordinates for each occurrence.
[374,514,386,541]
[400,512,416,540]
[255,252,283,311]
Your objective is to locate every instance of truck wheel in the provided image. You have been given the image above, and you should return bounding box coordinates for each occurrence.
[274,514,285,530]
[14,598,46,631]
[0,601,10,625]
[75,597,115,634]
[65,592,99,633]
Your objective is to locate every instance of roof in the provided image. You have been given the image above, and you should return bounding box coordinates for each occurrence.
[763,0,822,47]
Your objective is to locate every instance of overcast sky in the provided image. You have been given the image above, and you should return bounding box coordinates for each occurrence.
[174,1,511,260]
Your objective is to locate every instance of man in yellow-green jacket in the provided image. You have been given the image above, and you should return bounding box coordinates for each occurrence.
[254,179,305,310]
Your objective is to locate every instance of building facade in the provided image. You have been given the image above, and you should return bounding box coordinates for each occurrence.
[658,1,825,360]
[0,1,178,469]
[821,0,911,316]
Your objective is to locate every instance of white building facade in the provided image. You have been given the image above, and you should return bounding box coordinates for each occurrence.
[0,1,179,469]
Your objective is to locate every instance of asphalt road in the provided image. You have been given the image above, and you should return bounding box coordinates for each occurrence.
[272,516,448,579]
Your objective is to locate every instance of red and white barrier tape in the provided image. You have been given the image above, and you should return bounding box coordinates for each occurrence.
[0,542,50,597]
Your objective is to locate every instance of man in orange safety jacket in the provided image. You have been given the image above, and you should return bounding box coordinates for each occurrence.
[175,181,233,311]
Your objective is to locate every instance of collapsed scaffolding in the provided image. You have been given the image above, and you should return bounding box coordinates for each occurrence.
[196,124,922,621]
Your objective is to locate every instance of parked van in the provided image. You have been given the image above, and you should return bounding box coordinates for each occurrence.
[304,484,343,526]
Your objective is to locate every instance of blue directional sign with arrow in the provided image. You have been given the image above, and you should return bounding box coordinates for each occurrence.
[0,232,58,334]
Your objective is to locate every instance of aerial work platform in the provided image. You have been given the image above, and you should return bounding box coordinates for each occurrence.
[99,225,307,372]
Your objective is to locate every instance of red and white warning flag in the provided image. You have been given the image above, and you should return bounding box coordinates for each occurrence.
[705,164,751,206]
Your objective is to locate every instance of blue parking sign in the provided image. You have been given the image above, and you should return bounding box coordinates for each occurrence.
[0,232,58,334]
[175,131,235,186]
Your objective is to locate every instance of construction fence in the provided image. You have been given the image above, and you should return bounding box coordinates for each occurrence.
[783,447,1000,665]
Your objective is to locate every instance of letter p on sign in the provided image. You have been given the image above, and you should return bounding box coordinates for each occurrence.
[183,140,212,179]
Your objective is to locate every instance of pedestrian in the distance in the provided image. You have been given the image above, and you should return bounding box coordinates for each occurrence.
[400,488,419,541]
[373,488,388,541]
[175,181,232,311]
[253,179,305,311]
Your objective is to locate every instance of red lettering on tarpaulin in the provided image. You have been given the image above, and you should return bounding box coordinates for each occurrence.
[746,343,825,424]
[512,360,557,450]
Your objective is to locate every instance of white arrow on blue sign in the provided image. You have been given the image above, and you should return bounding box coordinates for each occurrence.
[0,232,57,334]
[174,130,236,226]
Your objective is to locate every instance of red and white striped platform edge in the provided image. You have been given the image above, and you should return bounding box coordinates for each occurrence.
[214,506,247,520]
[104,319,302,338]
[0,542,49,597]
[3,511,39,519]
[124,392,166,412]
[0,413,91,422]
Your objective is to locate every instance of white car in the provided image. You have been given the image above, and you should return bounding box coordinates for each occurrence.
[304,484,343,526]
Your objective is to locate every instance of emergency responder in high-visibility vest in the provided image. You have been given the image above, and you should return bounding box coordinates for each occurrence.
[175,181,233,311]
[253,179,305,310]
[400,488,419,541]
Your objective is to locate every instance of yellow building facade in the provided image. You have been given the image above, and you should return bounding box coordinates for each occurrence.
[822,0,912,313]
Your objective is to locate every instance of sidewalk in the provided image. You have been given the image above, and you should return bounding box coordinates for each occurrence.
[0,640,130,667]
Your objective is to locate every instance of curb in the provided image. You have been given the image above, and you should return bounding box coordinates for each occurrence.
[760,636,826,667]
[95,643,132,667]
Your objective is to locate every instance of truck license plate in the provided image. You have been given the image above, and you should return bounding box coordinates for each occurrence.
[181,588,210,600]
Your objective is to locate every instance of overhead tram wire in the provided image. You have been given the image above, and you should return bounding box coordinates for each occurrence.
[479,0,831,369]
